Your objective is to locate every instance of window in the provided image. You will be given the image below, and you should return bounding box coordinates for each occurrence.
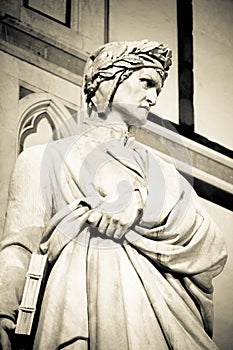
[24,0,71,26]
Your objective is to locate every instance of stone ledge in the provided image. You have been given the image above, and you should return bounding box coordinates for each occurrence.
[138,121,233,195]
[0,15,86,85]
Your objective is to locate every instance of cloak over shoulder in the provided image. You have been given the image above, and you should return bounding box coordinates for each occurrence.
[0,124,227,350]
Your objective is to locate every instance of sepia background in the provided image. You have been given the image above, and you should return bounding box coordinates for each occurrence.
[0,0,232,348]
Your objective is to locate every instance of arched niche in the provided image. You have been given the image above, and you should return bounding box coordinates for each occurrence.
[17,93,79,154]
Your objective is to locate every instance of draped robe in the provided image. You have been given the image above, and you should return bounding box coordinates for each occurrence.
[0,123,227,349]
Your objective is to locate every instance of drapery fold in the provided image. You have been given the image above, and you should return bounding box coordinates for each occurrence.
[0,124,227,349]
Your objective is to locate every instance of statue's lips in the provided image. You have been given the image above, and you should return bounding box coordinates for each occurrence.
[139,105,150,112]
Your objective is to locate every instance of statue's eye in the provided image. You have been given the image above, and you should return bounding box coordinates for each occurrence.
[140,78,155,89]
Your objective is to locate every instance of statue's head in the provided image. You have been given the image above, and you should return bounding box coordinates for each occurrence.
[82,40,172,125]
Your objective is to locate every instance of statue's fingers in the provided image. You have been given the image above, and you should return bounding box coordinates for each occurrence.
[105,218,119,237]
[113,225,128,240]
[1,319,15,332]
[0,330,12,350]
[98,215,110,234]
[87,211,102,227]
[72,206,89,218]
[0,319,15,350]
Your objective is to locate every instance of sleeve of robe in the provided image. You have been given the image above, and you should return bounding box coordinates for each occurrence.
[0,145,51,322]
[127,150,228,337]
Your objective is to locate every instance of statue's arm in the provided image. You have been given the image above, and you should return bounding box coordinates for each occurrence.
[0,146,50,347]
[87,188,145,239]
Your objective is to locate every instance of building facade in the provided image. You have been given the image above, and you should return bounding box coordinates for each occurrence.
[0,0,232,348]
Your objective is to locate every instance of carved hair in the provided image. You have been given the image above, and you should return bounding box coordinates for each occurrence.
[82,40,172,114]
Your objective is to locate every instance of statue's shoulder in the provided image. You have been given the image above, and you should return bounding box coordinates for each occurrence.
[16,143,47,166]
[18,135,79,161]
[12,136,81,187]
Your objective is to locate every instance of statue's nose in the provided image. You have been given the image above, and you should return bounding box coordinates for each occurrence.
[146,88,158,106]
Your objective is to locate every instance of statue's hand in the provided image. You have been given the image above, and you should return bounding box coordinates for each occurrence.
[0,318,15,350]
[87,190,143,240]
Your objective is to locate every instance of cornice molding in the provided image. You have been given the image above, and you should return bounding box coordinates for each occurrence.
[138,121,233,196]
[0,15,86,85]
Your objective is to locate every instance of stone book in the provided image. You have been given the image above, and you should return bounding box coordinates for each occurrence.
[15,253,48,335]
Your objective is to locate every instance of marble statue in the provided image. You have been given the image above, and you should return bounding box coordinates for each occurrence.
[0,40,227,349]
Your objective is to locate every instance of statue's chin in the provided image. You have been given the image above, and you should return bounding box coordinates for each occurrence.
[127,110,148,127]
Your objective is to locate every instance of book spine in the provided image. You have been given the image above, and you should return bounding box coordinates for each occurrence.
[15,253,48,335]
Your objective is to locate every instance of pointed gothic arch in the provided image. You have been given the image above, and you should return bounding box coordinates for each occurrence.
[17,93,79,154]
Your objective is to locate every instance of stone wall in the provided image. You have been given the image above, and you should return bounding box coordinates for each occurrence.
[193,0,233,149]
[0,51,81,235]
[0,0,232,348]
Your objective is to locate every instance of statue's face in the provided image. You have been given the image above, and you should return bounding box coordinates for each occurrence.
[111,67,163,126]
